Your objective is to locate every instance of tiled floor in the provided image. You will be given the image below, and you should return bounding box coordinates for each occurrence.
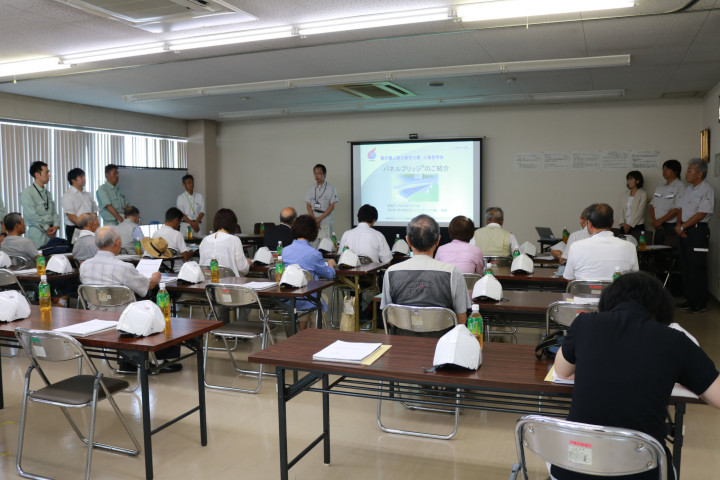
[0,302,719,479]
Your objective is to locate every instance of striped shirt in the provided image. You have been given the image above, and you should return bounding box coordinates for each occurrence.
[79,250,148,311]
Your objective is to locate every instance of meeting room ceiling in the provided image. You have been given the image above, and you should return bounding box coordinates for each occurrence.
[0,0,718,122]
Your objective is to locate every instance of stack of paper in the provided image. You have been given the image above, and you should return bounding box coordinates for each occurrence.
[313,340,382,364]
[54,320,119,337]
[242,281,278,290]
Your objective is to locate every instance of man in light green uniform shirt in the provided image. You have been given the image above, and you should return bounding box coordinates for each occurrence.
[96,164,127,226]
[19,161,60,248]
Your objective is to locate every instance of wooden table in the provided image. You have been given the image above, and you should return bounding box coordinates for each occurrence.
[164,275,334,333]
[0,306,221,480]
[492,266,568,292]
[475,290,566,332]
[334,262,387,331]
[249,329,696,480]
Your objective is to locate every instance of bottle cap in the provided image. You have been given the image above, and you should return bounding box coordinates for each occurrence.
[614,266,621,271]
[41,275,47,281]
[37,250,42,255]
[471,304,479,312]
[277,256,282,261]
[159,283,166,289]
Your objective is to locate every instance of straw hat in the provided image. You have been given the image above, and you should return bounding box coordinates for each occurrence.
[141,236,173,259]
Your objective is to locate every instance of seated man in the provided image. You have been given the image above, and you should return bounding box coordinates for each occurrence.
[381,214,471,327]
[470,206,518,256]
[1,213,39,263]
[553,272,720,480]
[435,215,484,274]
[116,205,142,254]
[71,213,99,262]
[550,206,591,262]
[80,227,180,373]
[151,207,194,271]
[264,207,296,250]
[338,204,392,264]
[563,203,638,281]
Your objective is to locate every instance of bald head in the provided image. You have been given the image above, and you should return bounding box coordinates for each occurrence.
[279,207,297,225]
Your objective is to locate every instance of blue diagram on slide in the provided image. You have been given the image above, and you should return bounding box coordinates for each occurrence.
[393,174,439,200]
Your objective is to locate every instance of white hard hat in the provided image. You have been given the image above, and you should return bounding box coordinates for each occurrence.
[317,238,335,253]
[0,251,10,268]
[178,261,204,283]
[0,290,31,322]
[253,247,273,265]
[433,324,482,370]
[391,239,410,255]
[117,301,166,337]
[511,253,534,274]
[519,241,537,257]
[47,254,73,274]
[279,264,308,288]
[472,274,503,301]
[338,249,359,268]
[624,235,638,246]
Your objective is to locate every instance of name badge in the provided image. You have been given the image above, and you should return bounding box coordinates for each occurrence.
[314,202,321,208]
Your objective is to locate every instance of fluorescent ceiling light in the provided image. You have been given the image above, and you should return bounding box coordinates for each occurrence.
[124,55,629,102]
[168,27,294,50]
[298,8,450,35]
[0,57,70,78]
[458,0,635,22]
[62,43,166,64]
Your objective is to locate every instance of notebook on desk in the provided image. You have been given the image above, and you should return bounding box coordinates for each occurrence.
[535,227,556,241]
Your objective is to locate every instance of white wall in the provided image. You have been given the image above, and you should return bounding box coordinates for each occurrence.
[215,99,701,245]
[0,92,186,137]
[702,81,720,299]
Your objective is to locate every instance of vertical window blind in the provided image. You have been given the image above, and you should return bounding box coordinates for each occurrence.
[0,121,187,237]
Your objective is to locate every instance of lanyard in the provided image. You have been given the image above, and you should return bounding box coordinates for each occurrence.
[314,183,328,205]
[184,192,196,216]
[32,184,49,211]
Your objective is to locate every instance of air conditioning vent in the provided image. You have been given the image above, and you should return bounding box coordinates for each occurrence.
[328,82,417,100]
[54,0,256,32]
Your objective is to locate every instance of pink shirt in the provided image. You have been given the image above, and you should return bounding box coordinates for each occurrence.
[435,239,484,274]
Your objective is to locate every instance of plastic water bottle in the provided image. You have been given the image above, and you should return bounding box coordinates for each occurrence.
[157,283,171,330]
[276,241,283,257]
[39,275,51,314]
[467,304,483,349]
[484,263,494,276]
[562,226,569,243]
[36,250,46,276]
[638,231,646,250]
[512,247,520,258]
[394,233,400,245]
[210,258,219,283]
[134,240,142,256]
[331,232,338,250]
[187,225,193,239]
[275,256,285,283]
[260,223,265,236]
[613,266,622,281]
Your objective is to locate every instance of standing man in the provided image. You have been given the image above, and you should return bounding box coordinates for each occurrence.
[305,164,338,245]
[62,167,98,242]
[176,174,205,236]
[20,161,60,248]
[96,164,127,226]
[675,158,714,314]
[650,159,685,246]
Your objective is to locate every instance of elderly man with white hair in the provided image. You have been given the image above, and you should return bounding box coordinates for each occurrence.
[71,213,100,262]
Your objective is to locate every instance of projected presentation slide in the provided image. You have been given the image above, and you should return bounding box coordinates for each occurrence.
[352,139,482,227]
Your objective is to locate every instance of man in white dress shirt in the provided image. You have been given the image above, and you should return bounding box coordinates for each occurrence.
[338,204,392,264]
[150,207,194,271]
[176,174,205,236]
[563,203,639,281]
[62,168,98,242]
[305,164,338,244]
[550,206,591,263]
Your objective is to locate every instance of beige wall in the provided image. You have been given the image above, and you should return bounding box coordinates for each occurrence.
[0,92,186,137]
[702,81,720,299]
[215,99,702,246]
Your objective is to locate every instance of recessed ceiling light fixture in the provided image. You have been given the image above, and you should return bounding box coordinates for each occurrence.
[298,8,451,35]
[0,57,70,78]
[458,0,635,22]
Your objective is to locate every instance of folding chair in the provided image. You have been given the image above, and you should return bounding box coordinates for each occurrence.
[484,255,512,268]
[377,304,460,439]
[546,300,599,335]
[8,255,33,269]
[172,264,235,319]
[565,280,612,295]
[204,283,275,393]
[511,415,667,480]
[77,285,141,382]
[14,328,141,480]
[463,272,482,290]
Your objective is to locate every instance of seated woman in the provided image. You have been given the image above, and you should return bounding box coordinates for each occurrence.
[553,272,720,480]
[435,215,484,274]
[281,214,336,316]
[199,208,249,276]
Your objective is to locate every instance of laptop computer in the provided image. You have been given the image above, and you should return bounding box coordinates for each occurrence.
[535,227,556,241]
